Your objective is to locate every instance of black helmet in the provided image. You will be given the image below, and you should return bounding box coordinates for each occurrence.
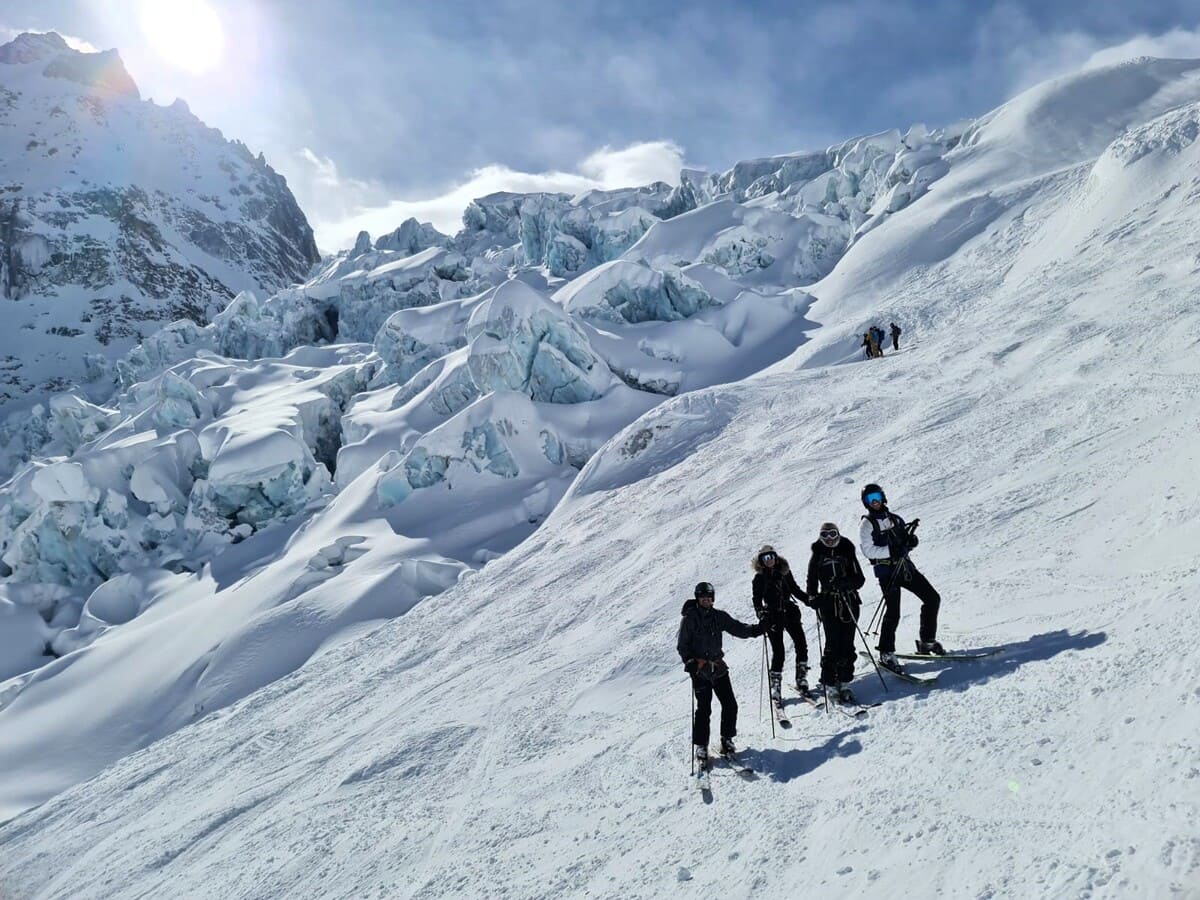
[694,581,715,599]
[861,483,887,510]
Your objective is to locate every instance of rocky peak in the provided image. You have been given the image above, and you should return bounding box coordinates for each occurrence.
[0,31,70,65]
[0,31,139,99]
[42,48,139,99]
[0,35,320,426]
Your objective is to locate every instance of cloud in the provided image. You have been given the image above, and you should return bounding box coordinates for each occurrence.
[0,26,99,53]
[881,12,1200,125]
[291,141,686,254]
[1081,27,1200,69]
[579,141,685,189]
[980,13,1200,97]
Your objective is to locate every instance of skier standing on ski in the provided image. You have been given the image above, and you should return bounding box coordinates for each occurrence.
[751,544,812,701]
[866,330,881,358]
[861,332,873,359]
[805,522,866,703]
[890,322,902,351]
[858,483,944,670]
[872,325,887,356]
[678,581,764,764]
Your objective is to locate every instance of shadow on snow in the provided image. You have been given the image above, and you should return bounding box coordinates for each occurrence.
[854,628,1108,704]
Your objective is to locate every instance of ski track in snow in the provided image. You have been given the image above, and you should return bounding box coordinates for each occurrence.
[3,61,1200,899]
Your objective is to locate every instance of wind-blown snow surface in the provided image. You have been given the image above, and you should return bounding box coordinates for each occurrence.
[3,58,1200,897]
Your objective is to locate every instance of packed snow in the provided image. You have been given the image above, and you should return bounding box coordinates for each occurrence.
[1,55,1199,899]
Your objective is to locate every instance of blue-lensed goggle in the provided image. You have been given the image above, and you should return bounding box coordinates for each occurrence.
[865,492,884,504]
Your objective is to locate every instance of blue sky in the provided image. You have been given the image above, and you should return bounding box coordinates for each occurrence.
[4,0,1200,249]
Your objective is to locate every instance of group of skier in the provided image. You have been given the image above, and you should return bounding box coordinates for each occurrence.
[861,322,902,358]
[676,482,943,767]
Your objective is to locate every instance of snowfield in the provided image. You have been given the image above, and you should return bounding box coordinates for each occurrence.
[1,57,1199,899]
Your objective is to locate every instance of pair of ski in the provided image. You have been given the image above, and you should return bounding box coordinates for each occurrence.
[862,648,1002,687]
[695,753,754,793]
[773,686,874,725]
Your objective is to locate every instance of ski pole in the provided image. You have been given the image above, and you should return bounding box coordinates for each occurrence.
[867,526,916,633]
[759,626,766,720]
[762,634,775,739]
[866,558,902,633]
[812,605,828,714]
[689,680,695,776]
[851,596,889,693]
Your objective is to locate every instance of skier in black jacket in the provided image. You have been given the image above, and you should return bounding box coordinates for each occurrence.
[858,483,944,670]
[677,581,764,763]
[890,321,902,351]
[805,523,866,703]
[751,544,812,700]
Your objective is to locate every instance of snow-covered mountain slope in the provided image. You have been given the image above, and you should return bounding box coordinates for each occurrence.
[0,80,954,764]
[0,32,319,423]
[2,57,1200,898]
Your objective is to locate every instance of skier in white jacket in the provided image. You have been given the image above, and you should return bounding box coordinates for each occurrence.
[858,483,944,670]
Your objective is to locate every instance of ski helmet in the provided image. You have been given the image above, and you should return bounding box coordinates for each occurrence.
[694,581,715,599]
[861,483,887,510]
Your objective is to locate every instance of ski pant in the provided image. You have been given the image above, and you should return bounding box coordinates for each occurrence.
[691,672,737,746]
[872,560,940,653]
[892,335,900,351]
[817,591,860,686]
[765,602,808,677]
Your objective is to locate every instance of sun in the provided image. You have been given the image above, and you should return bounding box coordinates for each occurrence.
[138,0,225,74]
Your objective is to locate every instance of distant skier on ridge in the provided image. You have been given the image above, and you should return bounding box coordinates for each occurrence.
[678,581,765,765]
[805,522,866,704]
[859,483,944,671]
[874,325,888,355]
[751,544,813,700]
[890,321,902,351]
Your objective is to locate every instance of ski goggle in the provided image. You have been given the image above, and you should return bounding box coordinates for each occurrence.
[697,592,715,602]
[819,529,839,539]
[759,552,776,563]
[864,492,885,504]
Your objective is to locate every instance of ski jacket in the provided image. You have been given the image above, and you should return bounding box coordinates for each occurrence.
[890,324,901,337]
[751,556,809,615]
[805,536,866,597]
[858,510,919,564]
[677,599,761,673]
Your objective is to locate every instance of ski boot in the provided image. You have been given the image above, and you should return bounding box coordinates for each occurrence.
[836,683,856,705]
[719,736,737,757]
[916,639,946,655]
[794,661,810,694]
[695,744,710,767]
[879,652,904,672]
[769,672,782,703]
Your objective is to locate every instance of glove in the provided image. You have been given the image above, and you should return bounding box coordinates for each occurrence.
[906,532,919,549]
[684,658,708,675]
[755,607,770,623]
[751,622,766,637]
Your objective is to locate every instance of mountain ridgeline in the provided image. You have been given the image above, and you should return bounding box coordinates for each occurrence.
[0,31,319,416]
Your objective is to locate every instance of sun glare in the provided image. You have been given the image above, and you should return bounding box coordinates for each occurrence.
[139,0,225,74]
